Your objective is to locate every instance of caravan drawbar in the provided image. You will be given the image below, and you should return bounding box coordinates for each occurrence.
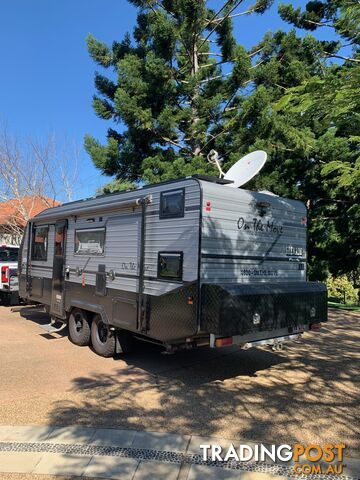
[19,175,327,356]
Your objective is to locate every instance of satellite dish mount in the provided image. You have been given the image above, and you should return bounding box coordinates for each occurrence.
[207,150,225,178]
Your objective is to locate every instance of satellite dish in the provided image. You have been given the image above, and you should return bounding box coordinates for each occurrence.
[224,150,267,188]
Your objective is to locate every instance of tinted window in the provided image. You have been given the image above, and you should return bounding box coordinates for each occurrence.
[0,247,19,262]
[31,226,49,261]
[160,189,184,219]
[158,252,183,281]
[55,224,66,256]
[75,228,105,255]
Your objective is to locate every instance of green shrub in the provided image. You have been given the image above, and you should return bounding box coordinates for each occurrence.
[327,275,359,305]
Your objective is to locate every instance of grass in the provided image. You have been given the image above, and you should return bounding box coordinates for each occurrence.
[328,301,360,312]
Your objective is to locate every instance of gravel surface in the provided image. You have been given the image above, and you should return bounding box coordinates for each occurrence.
[0,306,358,456]
[0,476,99,480]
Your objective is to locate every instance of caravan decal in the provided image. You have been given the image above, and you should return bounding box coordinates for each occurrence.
[237,217,283,235]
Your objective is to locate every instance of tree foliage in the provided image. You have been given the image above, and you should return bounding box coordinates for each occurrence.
[86,0,359,282]
[267,1,360,282]
[327,274,359,305]
[279,0,360,46]
[269,64,360,282]
[0,127,79,244]
[85,0,278,185]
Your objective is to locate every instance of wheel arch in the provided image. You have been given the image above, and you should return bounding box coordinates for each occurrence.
[68,300,110,324]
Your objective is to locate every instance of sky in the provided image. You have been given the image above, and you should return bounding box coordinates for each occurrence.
[0,1,338,201]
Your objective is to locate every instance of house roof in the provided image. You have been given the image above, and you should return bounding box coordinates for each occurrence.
[0,196,60,227]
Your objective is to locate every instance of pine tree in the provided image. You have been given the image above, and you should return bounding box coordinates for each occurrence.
[255,1,360,283]
[279,0,360,52]
[85,0,359,282]
[85,0,276,186]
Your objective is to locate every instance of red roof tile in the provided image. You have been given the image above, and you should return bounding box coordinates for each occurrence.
[0,196,60,227]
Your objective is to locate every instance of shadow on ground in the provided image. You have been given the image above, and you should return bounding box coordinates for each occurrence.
[12,218,359,454]
[20,306,68,338]
[31,309,359,453]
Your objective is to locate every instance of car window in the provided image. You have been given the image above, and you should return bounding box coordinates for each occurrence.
[0,248,19,262]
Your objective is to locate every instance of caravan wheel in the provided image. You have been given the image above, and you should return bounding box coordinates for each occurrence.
[91,315,116,357]
[68,309,91,346]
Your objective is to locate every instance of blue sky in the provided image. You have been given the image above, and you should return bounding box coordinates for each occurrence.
[0,1,337,200]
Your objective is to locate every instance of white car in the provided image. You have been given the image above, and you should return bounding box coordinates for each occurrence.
[0,244,19,305]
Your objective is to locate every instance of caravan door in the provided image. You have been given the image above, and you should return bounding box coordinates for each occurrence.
[50,220,67,318]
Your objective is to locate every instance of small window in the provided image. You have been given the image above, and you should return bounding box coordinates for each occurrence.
[160,189,184,219]
[158,252,183,281]
[54,224,66,256]
[32,226,49,261]
[75,228,105,255]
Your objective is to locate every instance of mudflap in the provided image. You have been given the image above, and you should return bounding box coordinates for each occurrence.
[201,282,327,337]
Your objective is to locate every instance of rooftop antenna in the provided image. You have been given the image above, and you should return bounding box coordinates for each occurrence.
[224,150,267,188]
[207,149,225,178]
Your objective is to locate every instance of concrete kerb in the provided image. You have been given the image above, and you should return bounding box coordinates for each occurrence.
[0,425,358,479]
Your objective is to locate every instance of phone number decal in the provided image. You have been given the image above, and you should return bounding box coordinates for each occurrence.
[238,269,279,277]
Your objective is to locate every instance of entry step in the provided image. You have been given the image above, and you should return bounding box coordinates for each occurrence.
[40,318,67,333]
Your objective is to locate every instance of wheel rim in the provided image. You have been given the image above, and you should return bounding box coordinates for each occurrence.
[97,321,109,344]
[74,313,83,333]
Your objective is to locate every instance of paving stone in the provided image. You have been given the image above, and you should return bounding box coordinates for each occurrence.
[177,461,192,480]
[132,431,190,453]
[44,426,96,444]
[0,426,54,443]
[32,453,92,476]
[0,451,42,473]
[188,465,288,480]
[133,460,181,480]
[344,456,360,478]
[235,473,288,480]
[187,465,243,479]
[90,428,136,448]
[83,455,139,479]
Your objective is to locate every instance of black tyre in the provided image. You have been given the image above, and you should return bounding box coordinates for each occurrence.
[91,314,116,357]
[9,292,19,306]
[0,292,19,306]
[68,309,91,346]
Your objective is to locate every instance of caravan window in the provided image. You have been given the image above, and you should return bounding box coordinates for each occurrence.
[160,189,184,219]
[31,226,49,261]
[54,223,66,256]
[75,228,105,255]
[158,252,183,281]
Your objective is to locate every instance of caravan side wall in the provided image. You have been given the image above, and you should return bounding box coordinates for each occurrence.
[199,181,307,284]
[198,181,327,337]
[19,176,327,348]
[20,179,202,342]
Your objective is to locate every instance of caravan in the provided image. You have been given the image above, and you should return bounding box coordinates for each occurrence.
[19,174,327,357]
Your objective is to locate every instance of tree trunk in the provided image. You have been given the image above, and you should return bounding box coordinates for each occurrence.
[191,34,201,156]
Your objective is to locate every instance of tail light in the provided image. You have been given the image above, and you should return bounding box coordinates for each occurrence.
[1,266,9,283]
[215,337,233,347]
